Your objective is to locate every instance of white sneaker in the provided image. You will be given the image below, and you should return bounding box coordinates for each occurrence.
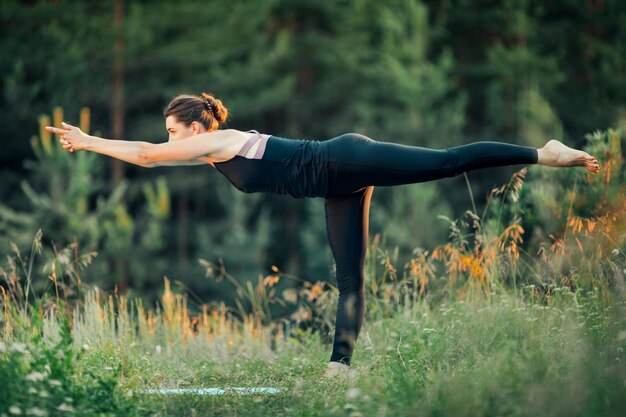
[323,361,358,380]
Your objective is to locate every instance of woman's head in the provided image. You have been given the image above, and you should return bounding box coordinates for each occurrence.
[163,92,228,141]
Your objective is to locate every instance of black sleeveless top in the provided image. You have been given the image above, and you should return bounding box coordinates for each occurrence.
[213,132,330,198]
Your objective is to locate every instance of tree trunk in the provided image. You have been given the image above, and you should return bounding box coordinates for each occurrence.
[177,180,189,262]
[111,0,126,289]
[111,0,125,183]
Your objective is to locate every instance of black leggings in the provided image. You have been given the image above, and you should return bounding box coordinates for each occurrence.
[323,133,538,365]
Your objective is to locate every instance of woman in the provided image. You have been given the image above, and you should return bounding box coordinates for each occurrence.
[46,92,600,379]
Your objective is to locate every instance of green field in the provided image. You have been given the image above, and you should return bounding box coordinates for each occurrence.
[1,281,625,416]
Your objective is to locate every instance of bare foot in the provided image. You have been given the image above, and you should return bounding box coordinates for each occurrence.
[537,139,600,173]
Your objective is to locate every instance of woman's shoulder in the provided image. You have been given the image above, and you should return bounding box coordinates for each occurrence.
[213,128,248,137]
[215,129,268,139]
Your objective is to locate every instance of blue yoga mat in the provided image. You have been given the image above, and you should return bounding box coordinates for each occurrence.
[139,387,281,395]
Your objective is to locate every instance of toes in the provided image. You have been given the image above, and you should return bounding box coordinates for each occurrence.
[586,162,600,173]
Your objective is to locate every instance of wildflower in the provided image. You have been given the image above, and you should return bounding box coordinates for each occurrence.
[155,345,162,354]
[48,379,62,387]
[38,390,50,398]
[309,282,324,301]
[612,248,620,256]
[470,262,483,279]
[263,275,280,287]
[28,387,37,394]
[82,344,90,351]
[26,372,45,382]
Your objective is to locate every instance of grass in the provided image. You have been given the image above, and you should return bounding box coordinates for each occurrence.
[2,260,625,416]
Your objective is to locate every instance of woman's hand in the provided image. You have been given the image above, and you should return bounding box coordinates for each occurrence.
[45,122,92,152]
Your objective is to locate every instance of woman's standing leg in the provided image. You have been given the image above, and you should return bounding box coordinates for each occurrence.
[324,186,374,366]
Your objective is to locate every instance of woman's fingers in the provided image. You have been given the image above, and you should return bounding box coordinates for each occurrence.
[61,138,73,149]
[45,125,75,152]
[45,126,70,134]
[46,122,78,133]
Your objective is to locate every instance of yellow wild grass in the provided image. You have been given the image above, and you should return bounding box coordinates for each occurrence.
[70,277,288,358]
[360,167,534,311]
[401,142,624,303]
[422,219,522,298]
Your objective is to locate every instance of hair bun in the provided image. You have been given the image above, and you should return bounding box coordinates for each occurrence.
[201,92,228,124]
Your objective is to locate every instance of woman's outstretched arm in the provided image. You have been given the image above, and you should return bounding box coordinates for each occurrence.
[45,122,232,167]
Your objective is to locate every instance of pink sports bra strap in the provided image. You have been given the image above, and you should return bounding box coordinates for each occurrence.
[237,131,259,156]
[237,130,270,159]
[253,134,269,159]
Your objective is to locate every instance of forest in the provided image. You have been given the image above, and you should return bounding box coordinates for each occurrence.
[0,1,625,416]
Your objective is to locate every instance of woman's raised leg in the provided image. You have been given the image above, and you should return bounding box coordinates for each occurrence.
[325,134,539,196]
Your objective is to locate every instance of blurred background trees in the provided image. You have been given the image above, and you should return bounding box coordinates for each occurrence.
[0,0,624,306]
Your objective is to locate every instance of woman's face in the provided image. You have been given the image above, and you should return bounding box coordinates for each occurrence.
[165,115,206,142]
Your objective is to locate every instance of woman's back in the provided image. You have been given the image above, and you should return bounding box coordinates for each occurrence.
[213,134,330,198]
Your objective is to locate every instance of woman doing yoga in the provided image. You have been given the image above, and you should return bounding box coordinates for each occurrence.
[46,92,600,379]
